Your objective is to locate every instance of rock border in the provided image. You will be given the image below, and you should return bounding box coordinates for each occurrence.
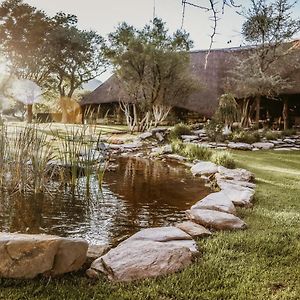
[0,132,256,281]
[86,157,256,282]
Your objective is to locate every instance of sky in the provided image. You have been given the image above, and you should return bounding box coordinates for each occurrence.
[7,0,300,81]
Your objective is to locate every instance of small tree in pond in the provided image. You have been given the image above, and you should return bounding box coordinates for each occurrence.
[106,18,198,132]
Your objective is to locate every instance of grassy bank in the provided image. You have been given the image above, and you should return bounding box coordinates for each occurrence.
[1,151,300,300]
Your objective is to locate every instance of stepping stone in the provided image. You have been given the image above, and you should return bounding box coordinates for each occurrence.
[191,161,218,176]
[176,221,212,238]
[87,240,193,282]
[191,191,236,215]
[186,209,247,230]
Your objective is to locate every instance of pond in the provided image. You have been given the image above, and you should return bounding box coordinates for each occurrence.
[0,157,211,245]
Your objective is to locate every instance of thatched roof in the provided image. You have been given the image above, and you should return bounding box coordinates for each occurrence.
[81,40,300,117]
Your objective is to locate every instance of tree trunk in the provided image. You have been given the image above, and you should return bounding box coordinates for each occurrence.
[255,95,261,129]
[27,104,33,123]
[283,97,289,130]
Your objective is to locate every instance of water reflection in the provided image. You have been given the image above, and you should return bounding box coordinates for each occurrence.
[0,157,210,244]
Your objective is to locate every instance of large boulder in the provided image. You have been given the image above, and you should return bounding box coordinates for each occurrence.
[0,233,88,279]
[191,161,218,176]
[191,191,236,215]
[87,226,199,282]
[186,209,247,230]
[88,240,193,282]
[176,221,212,238]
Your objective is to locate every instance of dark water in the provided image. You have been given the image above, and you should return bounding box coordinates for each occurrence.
[0,157,210,245]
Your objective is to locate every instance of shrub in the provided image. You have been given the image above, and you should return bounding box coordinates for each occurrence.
[169,123,192,140]
[211,151,236,169]
[183,144,213,161]
[281,128,297,136]
[204,119,225,142]
[231,130,260,144]
[264,130,282,140]
[215,93,239,127]
[171,140,212,161]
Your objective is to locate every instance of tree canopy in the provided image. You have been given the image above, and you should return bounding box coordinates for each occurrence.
[105,18,198,131]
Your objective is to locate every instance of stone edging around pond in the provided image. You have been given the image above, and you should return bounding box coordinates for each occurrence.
[0,159,255,282]
[85,160,255,282]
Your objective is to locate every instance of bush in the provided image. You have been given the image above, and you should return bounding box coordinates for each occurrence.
[211,151,236,169]
[171,140,212,161]
[169,123,192,140]
[263,130,282,140]
[281,128,297,136]
[231,130,260,144]
[204,119,225,142]
[183,144,213,161]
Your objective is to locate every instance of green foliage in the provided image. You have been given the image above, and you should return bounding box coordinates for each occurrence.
[281,128,297,136]
[169,123,192,140]
[242,0,300,46]
[215,93,239,126]
[204,119,225,142]
[171,139,213,161]
[230,130,261,144]
[105,18,198,131]
[263,130,282,140]
[0,0,106,99]
[211,151,236,169]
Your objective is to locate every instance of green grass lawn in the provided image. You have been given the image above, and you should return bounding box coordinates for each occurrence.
[1,151,300,300]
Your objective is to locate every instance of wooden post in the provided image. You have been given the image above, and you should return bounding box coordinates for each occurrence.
[283,96,289,130]
[255,95,261,129]
[27,104,33,123]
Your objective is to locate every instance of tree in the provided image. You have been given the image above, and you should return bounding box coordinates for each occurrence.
[48,13,107,123]
[231,0,300,128]
[0,0,51,86]
[0,1,107,124]
[215,93,239,130]
[106,18,198,132]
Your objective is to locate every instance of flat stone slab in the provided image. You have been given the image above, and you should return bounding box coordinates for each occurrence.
[228,142,253,150]
[137,132,153,140]
[220,182,255,207]
[0,233,88,279]
[217,166,254,182]
[191,161,218,176]
[125,226,192,243]
[165,154,187,161]
[252,142,274,149]
[191,191,236,215]
[181,135,199,141]
[186,209,247,230]
[88,240,193,282]
[216,175,256,189]
[176,221,212,238]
